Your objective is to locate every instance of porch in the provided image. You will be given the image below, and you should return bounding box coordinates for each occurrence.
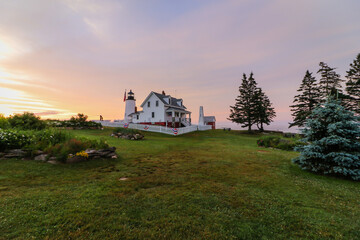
[165,108,192,127]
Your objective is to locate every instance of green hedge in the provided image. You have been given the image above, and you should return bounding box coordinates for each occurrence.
[8,112,46,130]
[257,136,306,151]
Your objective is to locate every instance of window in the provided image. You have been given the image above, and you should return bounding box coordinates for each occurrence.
[136,115,139,120]
[152,112,155,118]
[156,100,159,107]
[147,101,150,107]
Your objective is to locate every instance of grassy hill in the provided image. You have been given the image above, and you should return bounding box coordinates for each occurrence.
[0,129,359,239]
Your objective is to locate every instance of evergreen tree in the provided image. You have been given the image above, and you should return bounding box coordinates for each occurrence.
[254,88,276,131]
[317,62,344,100]
[228,73,258,131]
[289,70,320,128]
[293,99,360,180]
[345,53,360,115]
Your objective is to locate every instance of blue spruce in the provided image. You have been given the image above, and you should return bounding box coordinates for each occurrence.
[293,98,360,180]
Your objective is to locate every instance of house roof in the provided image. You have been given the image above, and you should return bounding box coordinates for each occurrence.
[140,91,187,109]
[204,116,216,122]
[128,111,143,116]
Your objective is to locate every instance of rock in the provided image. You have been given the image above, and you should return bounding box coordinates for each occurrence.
[34,154,48,161]
[49,157,57,161]
[3,149,26,158]
[0,152,5,158]
[33,150,44,156]
[111,155,118,159]
[48,160,59,165]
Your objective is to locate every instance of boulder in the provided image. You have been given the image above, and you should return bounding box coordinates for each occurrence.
[48,160,59,165]
[34,154,48,161]
[49,157,58,161]
[3,149,26,158]
[33,150,44,156]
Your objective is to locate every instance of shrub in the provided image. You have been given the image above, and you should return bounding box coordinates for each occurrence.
[257,135,305,151]
[0,128,71,153]
[8,112,46,130]
[0,114,10,129]
[45,117,102,129]
[46,138,110,162]
[257,136,281,148]
[29,129,71,151]
[0,129,34,151]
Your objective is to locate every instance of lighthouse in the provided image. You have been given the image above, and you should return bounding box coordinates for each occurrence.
[124,90,136,122]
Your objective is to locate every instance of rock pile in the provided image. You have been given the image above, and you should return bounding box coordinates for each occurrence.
[0,149,27,159]
[0,147,117,164]
[67,147,117,163]
[111,132,144,140]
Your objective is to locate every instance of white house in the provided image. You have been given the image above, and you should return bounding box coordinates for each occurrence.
[125,90,192,128]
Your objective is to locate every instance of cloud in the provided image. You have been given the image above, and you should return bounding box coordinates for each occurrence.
[34,111,60,116]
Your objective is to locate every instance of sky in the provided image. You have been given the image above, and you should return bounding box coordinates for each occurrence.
[0,0,359,131]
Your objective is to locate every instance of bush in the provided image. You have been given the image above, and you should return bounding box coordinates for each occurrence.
[257,136,305,151]
[8,112,46,130]
[46,138,109,162]
[0,114,10,129]
[0,128,71,152]
[0,129,34,151]
[45,117,102,129]
[29,129,71,151]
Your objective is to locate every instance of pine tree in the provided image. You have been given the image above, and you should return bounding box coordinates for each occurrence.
[289,70,320,128]
[345,53,360,115]
[293,99,360,180]
[228,73,258,131]
[317,62,344,100]
[254,88,276,131]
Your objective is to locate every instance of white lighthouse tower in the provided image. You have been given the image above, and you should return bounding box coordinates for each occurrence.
[198,106,205,126]
[124,90,136,123]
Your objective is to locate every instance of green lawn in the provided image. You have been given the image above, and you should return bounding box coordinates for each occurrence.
[0,129,359,239]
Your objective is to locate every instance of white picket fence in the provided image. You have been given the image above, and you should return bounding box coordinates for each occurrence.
[93,121,212,136]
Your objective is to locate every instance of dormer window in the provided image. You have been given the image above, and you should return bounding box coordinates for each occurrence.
[148,101,150,107]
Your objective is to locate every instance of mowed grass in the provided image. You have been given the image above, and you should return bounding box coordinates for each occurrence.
[0,129,359,239]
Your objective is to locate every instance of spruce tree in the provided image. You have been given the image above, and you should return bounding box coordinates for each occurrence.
[228,73,258,131]
[293,99,360,180]
[317,62,344,100]
[254,88,276,132]
[289,70,320,128]
[345,53,360,115]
